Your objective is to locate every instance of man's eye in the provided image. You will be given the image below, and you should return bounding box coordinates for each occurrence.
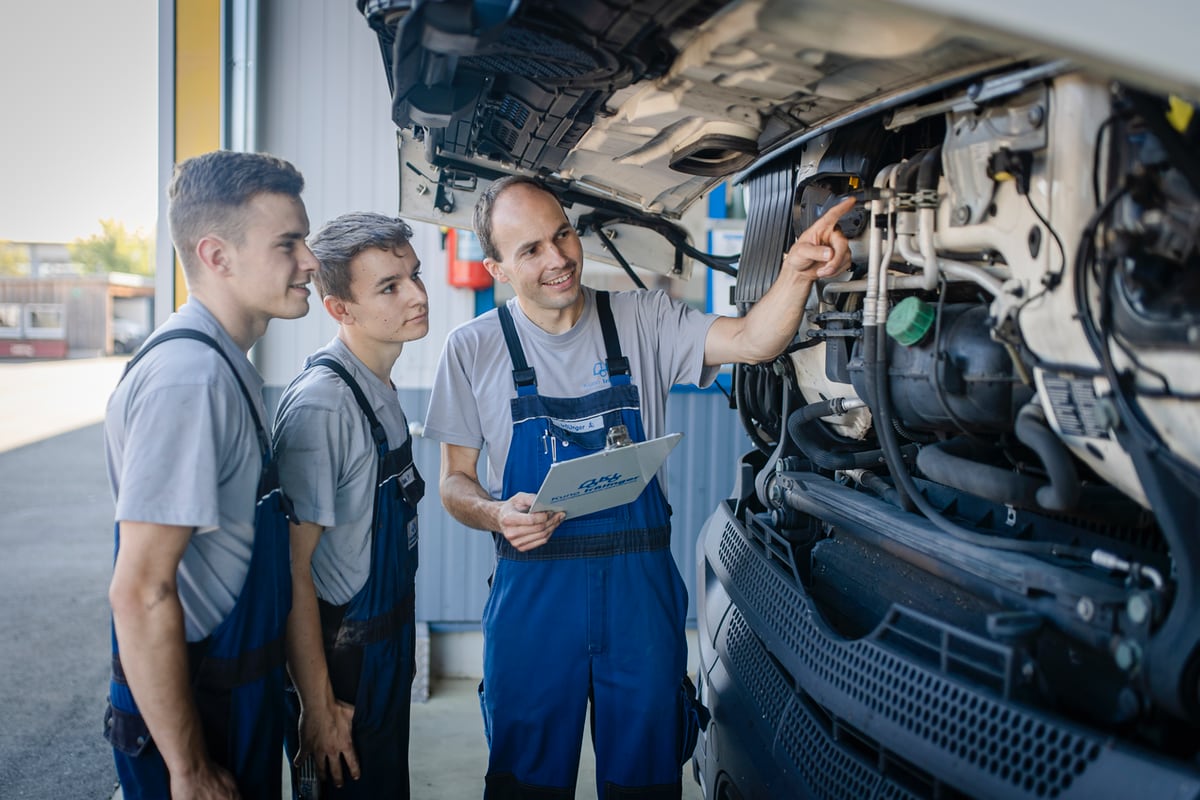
[412,270,422,282]
[381,283,395,294]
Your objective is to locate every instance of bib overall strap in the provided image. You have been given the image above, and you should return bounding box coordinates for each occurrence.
[496,303,537,394]
[594,290,630,382]
[310,357,389,455]
[125,329,271,460]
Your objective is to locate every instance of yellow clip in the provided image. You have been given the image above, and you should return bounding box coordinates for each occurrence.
[1167,96,1194,133]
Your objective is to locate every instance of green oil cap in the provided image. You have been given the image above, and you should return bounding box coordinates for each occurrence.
[886,296,935,346]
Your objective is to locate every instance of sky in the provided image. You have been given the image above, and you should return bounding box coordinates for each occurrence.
[0,0,158,243]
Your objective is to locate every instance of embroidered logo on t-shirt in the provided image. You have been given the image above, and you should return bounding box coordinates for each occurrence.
[581,359,611,392]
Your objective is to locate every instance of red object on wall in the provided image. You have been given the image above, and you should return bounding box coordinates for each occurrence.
[0,339,68,358]
[446,228,492,289]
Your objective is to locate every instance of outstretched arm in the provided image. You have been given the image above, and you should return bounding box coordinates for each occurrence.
[439,442,564,551]
[704,196,856,366]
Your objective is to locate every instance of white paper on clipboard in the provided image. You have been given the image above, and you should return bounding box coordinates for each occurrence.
[529,432,683,518]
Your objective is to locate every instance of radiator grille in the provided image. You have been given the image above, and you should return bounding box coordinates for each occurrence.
[718,518,1103,798]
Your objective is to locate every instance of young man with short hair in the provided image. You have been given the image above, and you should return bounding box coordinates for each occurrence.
[105,150,318,799]
[273,212,429,798]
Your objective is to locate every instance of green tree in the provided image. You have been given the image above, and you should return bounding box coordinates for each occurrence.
[0,240,28,276]
[69,220,155,276]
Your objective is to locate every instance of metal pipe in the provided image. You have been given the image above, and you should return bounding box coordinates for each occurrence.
[823,274,931,297]
[897,234,1009,297]
[864,164,899,326]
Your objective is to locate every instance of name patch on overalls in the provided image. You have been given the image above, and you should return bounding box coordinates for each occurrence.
[550,414,605,434]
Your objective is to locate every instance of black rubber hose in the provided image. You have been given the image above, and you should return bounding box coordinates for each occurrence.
[870,321,1092,558]
[862,325,914,509]
[917,144,943,194]
[853,469,905,508]
[1015,403,1082,512]
[916,437,1045,509]
[786,410,917,471]
[757,377,799,509]
[790,397,857,426]
[893,416,938,444]
[735,364,776,456]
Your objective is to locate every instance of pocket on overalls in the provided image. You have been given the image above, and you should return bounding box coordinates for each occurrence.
[549,420,608,454]
[677,675,711,766]
[104,700,153,757]
[478,680,493,749]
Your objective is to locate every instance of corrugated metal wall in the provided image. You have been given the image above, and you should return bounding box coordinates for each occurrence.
[254,0,474,390]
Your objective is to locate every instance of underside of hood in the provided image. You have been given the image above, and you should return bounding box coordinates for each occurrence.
[358,0,1200,274]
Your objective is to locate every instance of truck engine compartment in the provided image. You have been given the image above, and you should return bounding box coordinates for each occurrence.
[697,68,1200,798]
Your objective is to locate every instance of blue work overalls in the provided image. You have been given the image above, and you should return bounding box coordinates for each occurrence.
[481,292,704,799]
[286,357,424,799]
[104,329,293,799]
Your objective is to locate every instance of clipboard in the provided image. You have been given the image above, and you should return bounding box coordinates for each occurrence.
[529,432,683,518]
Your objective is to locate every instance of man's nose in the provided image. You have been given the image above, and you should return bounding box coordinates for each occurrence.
[300,243,319,274]
[549,243,570,267]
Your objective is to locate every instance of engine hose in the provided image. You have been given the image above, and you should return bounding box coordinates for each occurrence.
[789,396,866,426]
[917,145,944,291]
[1015,403,1082,512]
[916,144,942,195]
[893,417,938,444]
[757,377,800,509]
[786,409,917,471]
[843,468,905,508]
[916,437,1045,509]
[868,322,1092,559]
[735,363,776,456]
[862,325,913,510]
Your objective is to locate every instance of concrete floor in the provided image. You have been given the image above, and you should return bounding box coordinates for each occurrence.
[409,677,706,799]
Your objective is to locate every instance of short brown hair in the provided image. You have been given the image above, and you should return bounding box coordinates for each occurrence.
[167,151,305,274]
[472,175,560,262]
[308,212,415,301]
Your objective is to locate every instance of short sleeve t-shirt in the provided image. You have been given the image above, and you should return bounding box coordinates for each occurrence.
[272,337,412,605]
[423,286,718,498]
[104,299,268,641]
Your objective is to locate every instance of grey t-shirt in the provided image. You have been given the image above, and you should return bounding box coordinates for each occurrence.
[423,286,719,498]
[105,299,268,642]
[273,337,412,605]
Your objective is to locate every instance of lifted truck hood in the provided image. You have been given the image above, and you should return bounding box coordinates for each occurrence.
[359,0,1200,276]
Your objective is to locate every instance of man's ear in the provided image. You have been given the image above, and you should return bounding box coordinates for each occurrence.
[323,294,354,324]
[195,235,231,277]
[483,257,509,284]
